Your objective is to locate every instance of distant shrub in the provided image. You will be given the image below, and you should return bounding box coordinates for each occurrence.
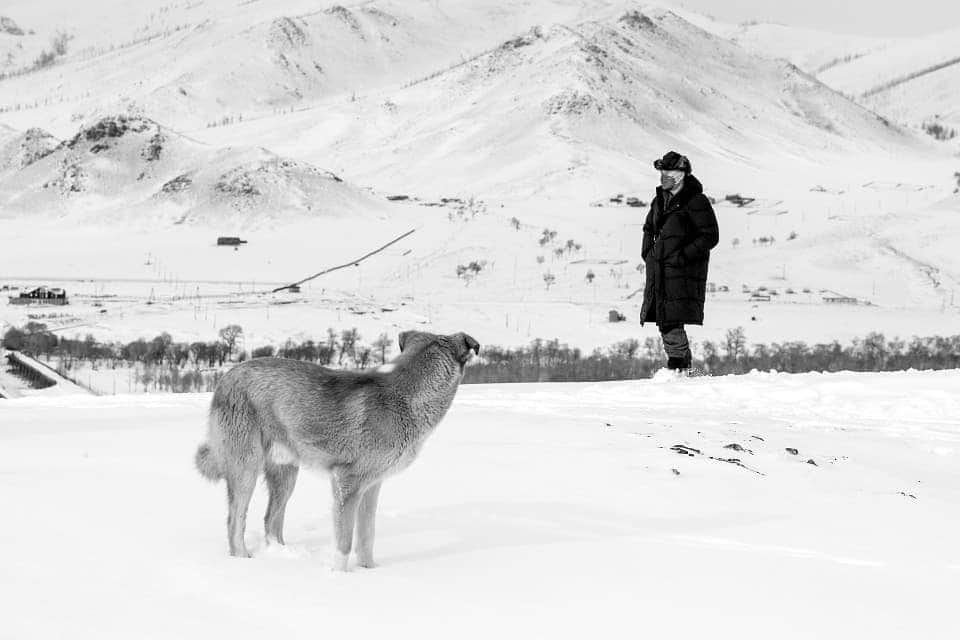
[30,30,72,70]
[538,228,558,246]
[923,121,957,141]
[251,345,275,358]
[52,31,72,56]
[33,50,57,69]
[456,260,486,284]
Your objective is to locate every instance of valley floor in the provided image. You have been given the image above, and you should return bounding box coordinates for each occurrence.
[1,370,958,638]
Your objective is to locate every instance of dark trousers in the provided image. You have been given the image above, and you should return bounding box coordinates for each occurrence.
[659,323,691,368]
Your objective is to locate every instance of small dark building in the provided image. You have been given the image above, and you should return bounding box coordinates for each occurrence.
[9,286,68,305]
[608,309,626,322]
[217,237,247,246]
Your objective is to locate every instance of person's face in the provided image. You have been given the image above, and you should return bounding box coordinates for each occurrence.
[660,170,684,190]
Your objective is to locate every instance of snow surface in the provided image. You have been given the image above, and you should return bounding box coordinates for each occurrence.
[667,9,897,75]
[1,370,958,638]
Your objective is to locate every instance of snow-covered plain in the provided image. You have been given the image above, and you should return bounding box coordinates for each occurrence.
[1,370,958,639]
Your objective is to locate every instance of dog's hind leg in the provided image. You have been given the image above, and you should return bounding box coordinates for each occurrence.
[225,464,258,558]
[264,461,299,546]
[329,466,364,571]
[355,481,382,568]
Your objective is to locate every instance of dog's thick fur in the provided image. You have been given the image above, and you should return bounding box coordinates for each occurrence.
[195,330,479,569]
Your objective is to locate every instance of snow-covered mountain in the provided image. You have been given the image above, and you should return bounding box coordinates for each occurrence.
[684,14,960,135]
[238,7,919,199]
[678,14,896,77]
[0,114,381,225]
[3,2,934,205]
[0,0,627,134]
[0,0,957,350]
[817,26,960,133]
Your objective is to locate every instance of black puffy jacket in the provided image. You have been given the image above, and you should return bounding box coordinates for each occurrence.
[640,174,719,326]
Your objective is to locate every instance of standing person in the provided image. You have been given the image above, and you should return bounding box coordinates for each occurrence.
[640,151,719,373]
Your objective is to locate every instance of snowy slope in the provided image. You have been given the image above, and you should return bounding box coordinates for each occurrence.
[864,63,960,134]
[727,24,892,75]
[668,10,896,75]
[1,3,938,212]
[0,122,58,173]
[818,26,960,129]
[819,26,960,96]
[194,7,929,201]
[0,0,628,134]
[663,13,959,134]
[0,115,382,225]
[1,371,958,638]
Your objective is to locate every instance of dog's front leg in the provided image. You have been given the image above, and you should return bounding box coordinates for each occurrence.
[330,467,363,571]
[355,481,382,568]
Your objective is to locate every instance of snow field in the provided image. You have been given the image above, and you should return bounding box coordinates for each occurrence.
[1,370,958,638]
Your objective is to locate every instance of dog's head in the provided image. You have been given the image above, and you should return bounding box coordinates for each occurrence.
[452,332,480,364]
[399,330,480,366]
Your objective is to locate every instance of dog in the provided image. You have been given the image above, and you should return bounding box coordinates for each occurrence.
[195,330,479,569]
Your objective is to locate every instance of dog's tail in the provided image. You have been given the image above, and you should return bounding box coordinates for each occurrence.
[195,442,223,481]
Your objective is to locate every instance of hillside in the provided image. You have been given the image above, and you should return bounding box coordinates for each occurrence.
[0,123,58,172]
[817,26,960,131]
[0,0,627,134]
[665,14,959,136]
[669,11,896,75]
[0,3,937,210]
[0,115,381,225]
[195,7,929,201]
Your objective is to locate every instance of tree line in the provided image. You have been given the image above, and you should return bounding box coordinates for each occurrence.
[3,322,958,391]
[0,322,392,393]
[463,328,960,382]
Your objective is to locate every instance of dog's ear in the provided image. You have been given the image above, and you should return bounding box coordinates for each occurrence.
[398,330,414,352]
[455,333,480,362]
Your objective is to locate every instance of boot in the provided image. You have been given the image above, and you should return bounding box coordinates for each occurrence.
[666,356,685,370]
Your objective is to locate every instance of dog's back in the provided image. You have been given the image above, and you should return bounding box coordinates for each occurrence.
[200,358,389,475]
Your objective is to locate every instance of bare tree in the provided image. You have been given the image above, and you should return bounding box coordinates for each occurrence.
[373,333,392,364]
[218,325,243,361]
[338,328,359,366]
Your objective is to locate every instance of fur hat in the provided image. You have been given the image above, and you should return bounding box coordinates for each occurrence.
[654,151,691,174]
